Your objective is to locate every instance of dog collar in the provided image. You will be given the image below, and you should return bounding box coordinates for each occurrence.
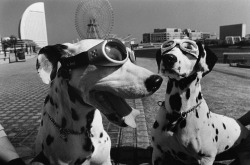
[44,111,85,140]
[158,100,202,132]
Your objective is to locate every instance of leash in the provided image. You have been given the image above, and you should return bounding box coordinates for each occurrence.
[44,112,85,140]
[158,100,202,132]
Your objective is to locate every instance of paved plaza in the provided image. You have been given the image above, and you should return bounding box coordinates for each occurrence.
[0,55,153,164]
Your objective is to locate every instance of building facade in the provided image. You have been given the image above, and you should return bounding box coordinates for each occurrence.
[142,28,215,43]
[19,2,48,48]
[219,23,246,40]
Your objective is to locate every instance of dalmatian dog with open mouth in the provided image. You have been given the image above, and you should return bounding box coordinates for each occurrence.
[151,39,250,165]
[33,38,163,165]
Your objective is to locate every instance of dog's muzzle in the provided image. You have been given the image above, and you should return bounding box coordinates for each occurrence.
[89,75,162,128]
[162,54,178,68]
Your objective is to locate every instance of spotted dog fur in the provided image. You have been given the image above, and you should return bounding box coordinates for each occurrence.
[33,39,162,165]
[151,39,250,165]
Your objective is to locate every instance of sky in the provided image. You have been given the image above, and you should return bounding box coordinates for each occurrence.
[0,0,250,44]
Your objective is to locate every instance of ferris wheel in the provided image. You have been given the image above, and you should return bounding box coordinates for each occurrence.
[75,0,114,39]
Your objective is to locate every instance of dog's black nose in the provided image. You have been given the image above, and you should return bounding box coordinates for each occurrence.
[145,75,163,93]
[162,54,177,67]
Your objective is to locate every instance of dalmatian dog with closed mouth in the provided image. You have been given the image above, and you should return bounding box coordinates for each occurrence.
[151,39,250,165]
[33,38,163,165]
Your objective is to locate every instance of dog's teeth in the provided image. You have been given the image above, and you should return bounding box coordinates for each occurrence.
[123,108,140,128]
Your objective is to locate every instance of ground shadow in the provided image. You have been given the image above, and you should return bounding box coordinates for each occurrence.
[111,146,152,165]
[111,146,234,165]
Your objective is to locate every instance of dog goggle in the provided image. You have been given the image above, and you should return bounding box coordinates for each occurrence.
[161,39,199,58]
[60,38,133,68]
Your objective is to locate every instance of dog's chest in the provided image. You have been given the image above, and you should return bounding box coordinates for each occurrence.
[37,80,104,163]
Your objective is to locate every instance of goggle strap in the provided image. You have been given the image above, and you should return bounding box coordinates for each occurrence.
[60,52,89,69]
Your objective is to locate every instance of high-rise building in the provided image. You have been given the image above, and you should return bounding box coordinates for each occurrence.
[219,23,246,40]
[19,2,48,48]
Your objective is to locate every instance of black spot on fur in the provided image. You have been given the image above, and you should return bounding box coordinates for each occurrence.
[74,158,87,165]
[216,128,219,135]
[46,135,54,146]
[178,73,198,90]
[212,123,215,128]
[152,136,155,142]
[68,84,87,105]
[153,120,159,129]
[215,135,218,142]
[49,97,54,106]
[207,112,210,119]
[180,119,186,129]
[225,145,229,150]
[41,119,43,126]
[55,103,58,109]
[44,95,50,105]
[61,117,67,128]
[169,93,182,111]
[196,110,199,118]
[100,132,103,138]
[223,123,226,130]
[71,108,79,121]
[198,92,202,100]
[86,110,95,130]
[166,80,173,94]
[186,88,190,100]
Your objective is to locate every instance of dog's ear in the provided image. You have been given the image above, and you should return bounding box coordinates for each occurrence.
[155,49,161,73]
[196,42,217,77]
[36,44,68,84]
[203,46,217,76]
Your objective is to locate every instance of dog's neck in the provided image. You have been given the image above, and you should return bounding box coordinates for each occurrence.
[164,72,203,114]
[45,74,95,133]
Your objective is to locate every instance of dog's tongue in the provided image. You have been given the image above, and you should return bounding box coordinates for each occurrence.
[109,94,140,128]
[123,108,140,128]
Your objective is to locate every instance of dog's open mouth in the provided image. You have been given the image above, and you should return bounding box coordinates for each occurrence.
[90,91,140,128]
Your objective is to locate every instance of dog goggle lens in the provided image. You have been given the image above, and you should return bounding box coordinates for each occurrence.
[88,38,128,66]
[161,40,199,58]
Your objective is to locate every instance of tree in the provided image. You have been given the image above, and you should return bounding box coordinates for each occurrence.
[1,37,11,60]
